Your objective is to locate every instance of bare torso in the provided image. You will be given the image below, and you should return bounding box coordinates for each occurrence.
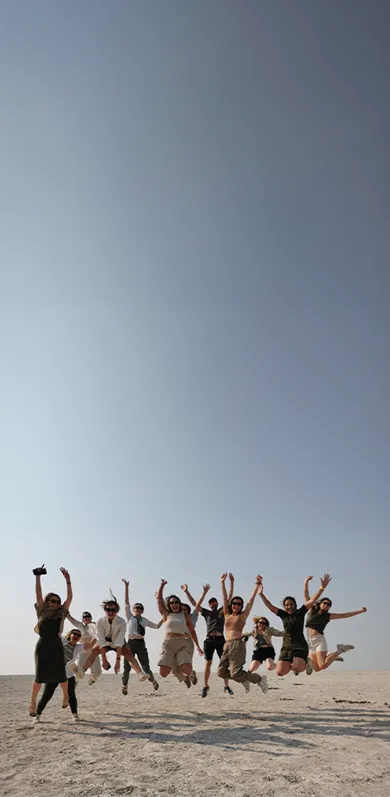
[224,614,246,641]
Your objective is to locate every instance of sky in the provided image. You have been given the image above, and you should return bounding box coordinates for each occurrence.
[0,1,388,676]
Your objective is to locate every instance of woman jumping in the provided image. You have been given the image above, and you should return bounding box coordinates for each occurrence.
[258,574,331,676]
[33,629,94,724]
[245,616,284,673]
[304,575,367,672]
[156,580,203,679]
[121,579,162,694]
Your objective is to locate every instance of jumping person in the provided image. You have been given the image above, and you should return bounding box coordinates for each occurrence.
[195,576,235,698]
[304,575,367,672]
[258,574,332,676]
[81,595,149,681]
[172,601,199,688]
[121,579,161,694]
[33,629,94,724]
[156,580,203,679]
[66,610,101,685]
[245,616,284,672]
[30,567,73,718]
[217,574,269,693]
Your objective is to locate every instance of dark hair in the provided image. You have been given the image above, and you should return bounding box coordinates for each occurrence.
[283,596,297,610]
[44,592,62,604]
[165,594,182,613]
[83,611,92,618]
[320,596,332,608]
[103,599,120,611]
[253,616,269,627]
[133,603,144,611]
[228,595,244,614]
[208,597,218,604]
[182,603,191,615]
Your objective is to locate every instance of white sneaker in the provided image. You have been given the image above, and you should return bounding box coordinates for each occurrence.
[305,661,313,675]
[32,716,41,726]
[138,672,149,682]
[72,714,80,722]
[337,644,354,654]
[243,681,250,693]
[259,675,268,694]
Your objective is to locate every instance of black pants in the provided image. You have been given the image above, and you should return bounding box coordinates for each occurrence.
[122,639,154,686]
[37,676,77,716]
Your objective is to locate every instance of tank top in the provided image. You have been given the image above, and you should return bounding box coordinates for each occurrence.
[164,611,186,635]
[306,607,331,633]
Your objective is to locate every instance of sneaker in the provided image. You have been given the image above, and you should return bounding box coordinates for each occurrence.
[336,657,344,662]
[122,685,128,696]
[224,686,234,696]
[191,671,198,686]
[305,661,313,675]
[138,672,149,682]
[201,686,209,698]
[259,675,268,694]
[294,671,299,676]
[152,680,159,690]
[72,714,80,722]
[32,715,41,725]
[88,675,96,686]
[243,681,250,693]
[337,644,355,654]
[184,676,191,689]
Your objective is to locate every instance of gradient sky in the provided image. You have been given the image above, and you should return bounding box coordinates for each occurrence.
[1,1,388,676]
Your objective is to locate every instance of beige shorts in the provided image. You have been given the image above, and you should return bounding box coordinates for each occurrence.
[308,632,328,653]
[158,636,192,669]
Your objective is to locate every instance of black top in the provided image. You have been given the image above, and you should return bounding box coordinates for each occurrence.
[277,605,308,644]
[201,607,225,636]
[306,607,331,633]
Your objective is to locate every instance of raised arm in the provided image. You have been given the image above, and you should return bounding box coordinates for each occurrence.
[195,583,211,613]
[330,607,367,621]
[305,573,331,609]
[185,614,203,656]
[227,573,235,603]
[242,575,262,621]
[156,579,168,617]
[60,568,73,610]
[66,613,84,632]
[221,573,229,615]
[257,579,279,616]
[35,574,44,607]
[122,578,131,620]
[304,575,312,603]
[181,584,197,609]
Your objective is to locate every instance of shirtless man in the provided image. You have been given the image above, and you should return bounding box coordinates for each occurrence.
[195,575,235,698]
[217,573,268,694]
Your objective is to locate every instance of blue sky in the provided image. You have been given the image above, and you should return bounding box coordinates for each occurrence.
[0,1,388,675]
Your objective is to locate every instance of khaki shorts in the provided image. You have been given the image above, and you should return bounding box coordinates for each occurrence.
[308,632,328,653]
[158,636,191,669]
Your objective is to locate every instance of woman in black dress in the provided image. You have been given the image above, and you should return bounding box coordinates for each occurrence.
[29,567,73,717]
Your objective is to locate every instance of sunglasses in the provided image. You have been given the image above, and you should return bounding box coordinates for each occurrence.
[169,601,180,606]
[105,607,118,613]
[49,599,61,605]
[232,601,243,606]
[257,621,266,624]
[134,605,144,611]
[83,614,92,619]
[321,601,332,606]
[71,633,81,638]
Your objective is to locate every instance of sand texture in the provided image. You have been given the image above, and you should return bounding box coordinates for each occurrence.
[0,671,389,797]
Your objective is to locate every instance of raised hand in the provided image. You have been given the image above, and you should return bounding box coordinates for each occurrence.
[122,579,129,587]
[361,606,367,613]
[220,573,227,583]
[257,577,264,595]
[255,574,262,585]
[203,583,211,592]
[305,575,313,582]
[60,568,70,582]
[160,579,168,588]
[181,584,188,592]
[228,573,234,580]
[321,573,332,589]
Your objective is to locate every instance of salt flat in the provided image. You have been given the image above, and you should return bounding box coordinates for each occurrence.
[0,671,389,797]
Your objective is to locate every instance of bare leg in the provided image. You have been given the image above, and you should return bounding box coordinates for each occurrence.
[276,661,292,676]
[249,660,261,672]
[29,682,42,715]
[179,663,192,676]
[60,680,69,707]
[292,656,306,674]
[309,652,321,672]
[265,658,277,671]
[317,649,343,670]
[160,666,171,678]
[204,659,212,687]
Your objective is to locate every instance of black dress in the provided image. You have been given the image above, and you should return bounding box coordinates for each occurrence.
[35,614,67,684]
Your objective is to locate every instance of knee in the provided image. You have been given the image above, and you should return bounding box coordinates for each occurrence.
[160,667,170,678]
[181,664,191,675]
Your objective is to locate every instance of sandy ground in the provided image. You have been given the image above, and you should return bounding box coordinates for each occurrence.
[0,670,389,797]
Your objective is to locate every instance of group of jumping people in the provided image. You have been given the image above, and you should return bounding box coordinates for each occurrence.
[29,567,367,723]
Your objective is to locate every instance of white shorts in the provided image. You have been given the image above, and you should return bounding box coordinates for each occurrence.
[308,632,328,653]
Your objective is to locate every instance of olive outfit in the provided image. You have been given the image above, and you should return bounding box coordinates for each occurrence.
[34,603,67,683]
[277,605,309,662]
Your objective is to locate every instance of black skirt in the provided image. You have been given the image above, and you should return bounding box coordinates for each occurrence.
[34,617,67,683]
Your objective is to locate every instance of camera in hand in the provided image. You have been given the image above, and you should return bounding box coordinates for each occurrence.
[33,564,47,576]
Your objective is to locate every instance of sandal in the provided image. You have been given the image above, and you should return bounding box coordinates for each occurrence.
[29,703,37,717]
[122,685,128,696]
[152,680,159,691]
[62,699,69,709]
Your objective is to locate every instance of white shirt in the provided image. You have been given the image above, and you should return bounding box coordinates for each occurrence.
[96,614,126,649]
[67,614,97,644]
[125,604,160,640]
[61,637,84,679]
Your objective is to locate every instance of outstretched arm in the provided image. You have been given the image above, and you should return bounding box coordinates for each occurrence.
[330,607,367,621]
[242,576,262,621]
[157,579,168,617]
[185,615,203,656]
[181,584,197,609]
[304,575,312,603]
[227,573,235,603]
[61,568,73,610]
[122,578,131,620]
[257,580,279,616]
[305,573,331,609]
[35,574,43,607]
[195,583,210,613]
[221,574,229,615]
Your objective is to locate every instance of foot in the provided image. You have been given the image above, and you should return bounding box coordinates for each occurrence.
[243,681,250,693]
[224,686,234,696]
[88,675,96,686]
[201,686,209,698]
[152,680,159,691]
[74,666,85,681]
[191,671,198,685]
[122,685,128,696]
[305,661,313,675]
[62,699,69,709]
[184,676,191,688]
[32,715,41,726]
[337,644,355,654]
[72,714,80,722]
[294,671,299,676]
[259,675,268,694]
[29,702,37,717]
[138,672,149,682]
[336,656,344,662]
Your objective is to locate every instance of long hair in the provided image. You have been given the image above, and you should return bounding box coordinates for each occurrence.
[43,592,62,604]
[253,615,269,627]
[312,597,332,613]
[227,595,244,614]
[165,594,182,613]
[65,629,81,641]
[283,596,297,610]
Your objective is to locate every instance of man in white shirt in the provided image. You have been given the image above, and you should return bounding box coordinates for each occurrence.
[67,610,102,685]
[81,597,149,681]
[122,579,162,694]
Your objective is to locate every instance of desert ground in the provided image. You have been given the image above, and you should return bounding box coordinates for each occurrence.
[0,671,389,797]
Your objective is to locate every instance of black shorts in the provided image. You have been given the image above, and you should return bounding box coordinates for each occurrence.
[252,646,275,664]
[203,636,225,661]
[279,642,309,663]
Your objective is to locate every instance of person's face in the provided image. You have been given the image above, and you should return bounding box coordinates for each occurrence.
[70,631,81,645]
[209,599,218,611]
[320,600,332,613]
[283,599,296,614]
[231,600,243,615]
[182,606,190,616]
[133,604,144,617]
[48,595,61,607]
[168,598,181,613]
[83,613,92,625]
[257,620,267,630]
[105,604,118,618]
